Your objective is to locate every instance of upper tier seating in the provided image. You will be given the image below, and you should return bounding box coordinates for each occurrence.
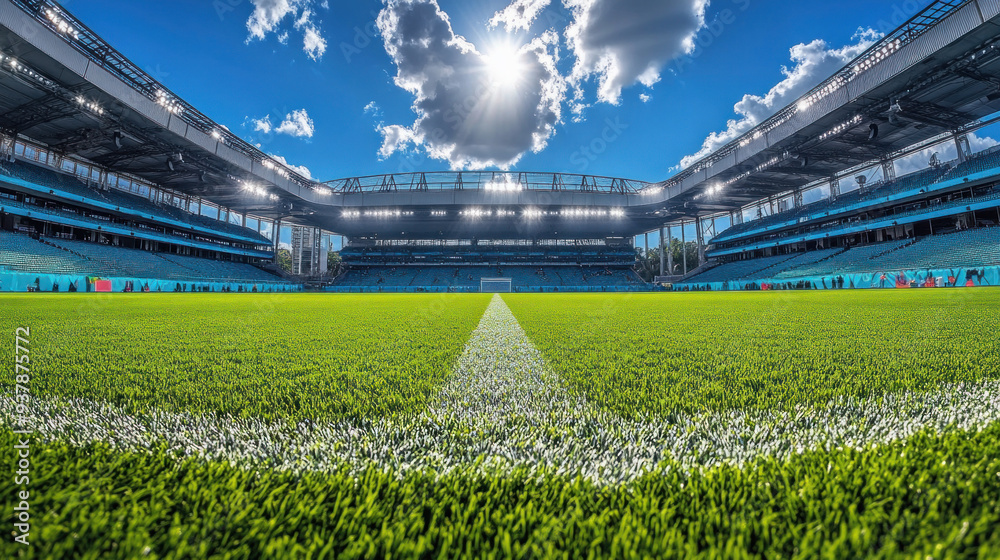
[0,161,269,244]
[714,166,951,244]
[938,148,1000,182]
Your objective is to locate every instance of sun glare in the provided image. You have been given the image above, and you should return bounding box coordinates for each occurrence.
[484,43,526,87]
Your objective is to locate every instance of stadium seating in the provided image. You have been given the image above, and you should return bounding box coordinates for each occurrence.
[772,240,913,278]
[0,231,93,275]
[869,227,1000,270]
[0,161,270,244]
[0,230,285,283]
[713,166,951,245]
[938,148,1000,182]
[0,197,270,258]
[701,228,1000,282]
[335,266,642,289]
[685,253,804,283]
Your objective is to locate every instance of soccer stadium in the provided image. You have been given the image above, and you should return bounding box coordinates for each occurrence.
[2,0,1000,557]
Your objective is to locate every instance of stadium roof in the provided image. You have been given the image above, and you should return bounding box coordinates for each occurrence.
[1,0,1000,238]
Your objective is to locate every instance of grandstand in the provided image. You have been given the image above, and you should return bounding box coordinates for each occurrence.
[2,0,1000,292]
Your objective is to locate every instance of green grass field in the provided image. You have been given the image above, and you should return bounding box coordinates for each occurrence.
[0,293,491,421]
[1,291,998,558]
[505,290,1000,418]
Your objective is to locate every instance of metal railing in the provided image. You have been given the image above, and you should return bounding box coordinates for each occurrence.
[652,0,971,193]
[324,171,649,194]
[9,0,322,192]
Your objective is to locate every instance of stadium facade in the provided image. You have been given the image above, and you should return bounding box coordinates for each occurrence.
[0,0,999,292]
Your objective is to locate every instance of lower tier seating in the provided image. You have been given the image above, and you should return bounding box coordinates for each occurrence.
[692,227,1000,283]
[0,230,285,283]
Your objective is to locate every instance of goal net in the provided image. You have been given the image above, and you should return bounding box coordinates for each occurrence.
[480,278,512,293]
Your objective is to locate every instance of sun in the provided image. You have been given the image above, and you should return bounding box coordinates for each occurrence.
[484,43,527,88]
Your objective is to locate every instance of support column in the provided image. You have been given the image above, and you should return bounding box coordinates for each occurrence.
[793,190,804,208]
[695,217,706,267]
[314,227,321,275]
[830,177,841,200]
[681,223,688,276]
[666,226,674,276]
[881,158,896,183]
[659,226,665,277]
[955,134,969,163]
[644,232,649,260]
[273,217,282,257]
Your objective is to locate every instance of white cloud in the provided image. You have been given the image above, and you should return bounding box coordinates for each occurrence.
[251,115,273,134]
[376,0,566,170]
[565,0,709,105]
[246,0,298,40]
[301,26,327,60]
[268,154,313,179]
[245,0,326,61]
[679,28,881,169]
[489,0,552,32]
[639,93,651,103]
[247,109,315,138]
[275,109,315,138]
[893,132,999,177]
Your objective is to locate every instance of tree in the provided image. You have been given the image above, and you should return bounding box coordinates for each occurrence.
[636,239,700,279]
[276,249,292,273]
[327,251,342,274]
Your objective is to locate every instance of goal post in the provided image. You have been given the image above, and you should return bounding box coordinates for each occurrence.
[480,278,512,293]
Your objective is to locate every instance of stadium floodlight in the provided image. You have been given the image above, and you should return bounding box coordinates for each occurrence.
[241,182,267,197]
[44,8,81,39]
[461,208,492,218]
[74,95,104,116]
[430,210,447,217]
[523,208,544,218]
[818,114,862,141]
[155,90,183,115]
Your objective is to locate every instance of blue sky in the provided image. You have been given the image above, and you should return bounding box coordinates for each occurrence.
[60,0,937,186]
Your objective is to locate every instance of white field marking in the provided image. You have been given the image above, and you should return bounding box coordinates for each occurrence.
[3,294,1000,484]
